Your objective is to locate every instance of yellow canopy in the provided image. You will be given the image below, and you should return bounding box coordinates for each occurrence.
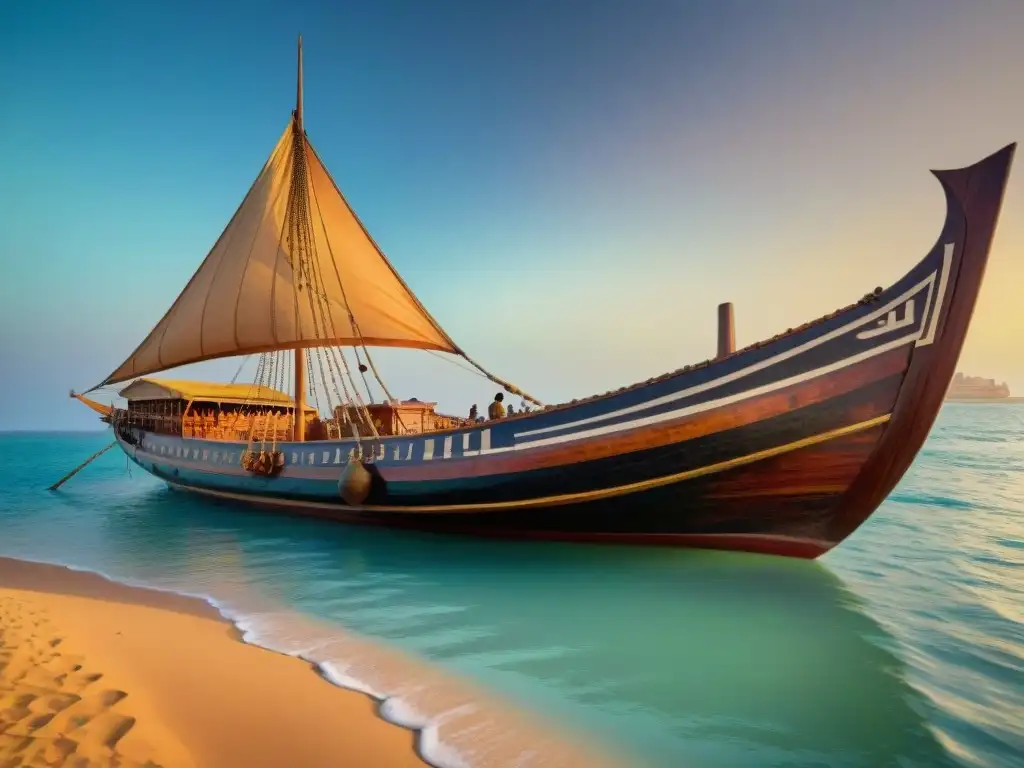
[118,378,318,411]
[99,120,460,387]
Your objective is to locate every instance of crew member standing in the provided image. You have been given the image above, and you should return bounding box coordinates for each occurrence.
[488,392,506,420]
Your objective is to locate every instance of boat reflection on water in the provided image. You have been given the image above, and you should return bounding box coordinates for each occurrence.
[95,484,955,767]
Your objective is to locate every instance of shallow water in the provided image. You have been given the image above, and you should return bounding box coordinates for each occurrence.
[0,403,1021,767]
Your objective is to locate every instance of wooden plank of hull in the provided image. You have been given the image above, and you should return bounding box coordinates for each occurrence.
[154,423,885,559]
[166,484,836,560]
[124,344,908,487]
[116,365,901,558]
[121,358,902,502]
[108,144,1015,559]
[375,375,901,505]
[377,346,909,483]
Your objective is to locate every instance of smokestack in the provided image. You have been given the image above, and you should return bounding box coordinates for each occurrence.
[717,302,735,359]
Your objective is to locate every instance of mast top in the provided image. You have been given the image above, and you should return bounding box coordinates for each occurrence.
[296,34,303,131]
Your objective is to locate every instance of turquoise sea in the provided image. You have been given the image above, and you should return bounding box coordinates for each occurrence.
[0,403,1021,767]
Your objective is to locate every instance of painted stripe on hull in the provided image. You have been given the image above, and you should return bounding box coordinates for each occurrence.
[380,347,908,482]
[125,268,936,478]
[465,424,886,540]
[515,333,912,446]
[516,246,950,440]
[134,414,889,515]
[128,365,901,505]
[128,348,906,485]
[376,375,899,505]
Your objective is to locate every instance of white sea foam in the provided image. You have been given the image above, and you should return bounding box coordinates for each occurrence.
[0,553,618,768]
[318,662,385,701]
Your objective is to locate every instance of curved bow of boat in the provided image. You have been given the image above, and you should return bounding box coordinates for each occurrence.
[826,142,1017,545]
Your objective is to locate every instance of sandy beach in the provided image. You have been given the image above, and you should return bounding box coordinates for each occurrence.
[0,556,426,767]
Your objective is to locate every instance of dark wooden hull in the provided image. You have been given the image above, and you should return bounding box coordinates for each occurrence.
[114,144,1016,559]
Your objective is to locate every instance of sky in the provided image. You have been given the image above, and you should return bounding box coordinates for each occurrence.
[2,0,1023,430]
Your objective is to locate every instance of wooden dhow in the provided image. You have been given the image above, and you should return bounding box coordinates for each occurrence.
[72,38,1016,559]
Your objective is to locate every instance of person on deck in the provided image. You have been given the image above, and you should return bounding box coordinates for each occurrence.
[469,404,478,421]
[488,393,506,420]
[507,404,516,416]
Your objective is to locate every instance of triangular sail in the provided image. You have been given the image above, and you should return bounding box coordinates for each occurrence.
[99,120,460,387]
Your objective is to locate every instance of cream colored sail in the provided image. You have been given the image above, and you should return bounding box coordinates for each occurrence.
[99,120,459,387]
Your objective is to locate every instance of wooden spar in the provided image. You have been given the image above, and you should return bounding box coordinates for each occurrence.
[70,390,113,419]
[48,442,115,491]
[293,33,307,442]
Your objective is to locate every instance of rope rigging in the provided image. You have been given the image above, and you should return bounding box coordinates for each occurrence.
[232,118,543,477]
[229,355,251,384]
[67,39,552,502]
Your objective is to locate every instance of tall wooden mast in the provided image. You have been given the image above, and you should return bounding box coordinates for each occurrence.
[293,34,307,442]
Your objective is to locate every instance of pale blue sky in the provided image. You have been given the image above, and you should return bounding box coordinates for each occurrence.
[2,1,1023,430]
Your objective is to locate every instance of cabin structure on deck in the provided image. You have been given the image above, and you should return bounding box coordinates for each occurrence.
[334,398,464,437]
[118,378,318,442]
[119,378,468,442]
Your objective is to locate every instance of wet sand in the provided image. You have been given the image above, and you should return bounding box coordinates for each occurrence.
[0,556,426,767]
[0,556,623,768]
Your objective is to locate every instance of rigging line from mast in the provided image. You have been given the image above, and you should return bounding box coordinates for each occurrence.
[276,125,321,442]
[460,351,546,407]
[304,133,546,408]
[303,138,461,352]
[355,344,411,434]
[423,349,493,380]
[300,147,381,436]
[82,39,543,424]
[293,187,362,436]
[260,353,277,446]
[229,355,252,384]
[301,149,412,434]
[303,147,397,436]
[289,116,381,449]
[274,350,287,453]
[242,353,266,458]
[352,346,376,403]
[292,34,308,444]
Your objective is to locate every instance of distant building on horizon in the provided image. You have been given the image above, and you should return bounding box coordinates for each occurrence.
[946,371,1012,400]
